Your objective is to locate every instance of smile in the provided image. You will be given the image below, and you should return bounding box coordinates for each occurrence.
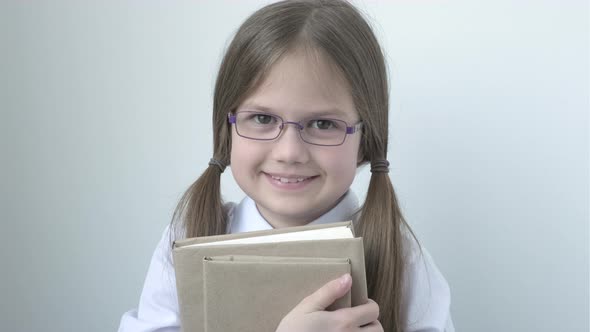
[263,172,318,190]
[270,175,311,183]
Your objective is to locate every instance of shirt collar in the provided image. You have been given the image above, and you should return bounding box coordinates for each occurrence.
[229,191,359,234]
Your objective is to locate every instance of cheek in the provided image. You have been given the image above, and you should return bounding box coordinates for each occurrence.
[318,143,359,181]
[230,132,253,175]
[230,131,268,178]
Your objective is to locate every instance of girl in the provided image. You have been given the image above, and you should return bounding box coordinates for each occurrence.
[119,1,454,331]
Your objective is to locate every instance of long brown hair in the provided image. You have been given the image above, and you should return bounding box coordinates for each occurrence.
[171,1,418,331]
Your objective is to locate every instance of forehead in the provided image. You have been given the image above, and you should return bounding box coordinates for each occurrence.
[238,48,358,121]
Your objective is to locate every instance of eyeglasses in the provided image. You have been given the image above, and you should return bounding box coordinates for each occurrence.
[228,110,362,146]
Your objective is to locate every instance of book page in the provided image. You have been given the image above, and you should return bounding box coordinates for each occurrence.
[186,226,353,248]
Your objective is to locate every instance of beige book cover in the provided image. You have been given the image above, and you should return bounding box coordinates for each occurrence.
[172,221,368,332]
[203,255,351,332]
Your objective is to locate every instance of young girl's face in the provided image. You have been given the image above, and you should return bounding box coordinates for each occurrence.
[230,49,361,228]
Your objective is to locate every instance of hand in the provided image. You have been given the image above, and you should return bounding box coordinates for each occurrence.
[276,273,383,332]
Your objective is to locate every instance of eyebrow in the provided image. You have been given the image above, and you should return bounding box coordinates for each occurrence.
[239,103,352,119]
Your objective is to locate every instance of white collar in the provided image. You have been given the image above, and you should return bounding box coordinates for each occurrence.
[228,191,359,234]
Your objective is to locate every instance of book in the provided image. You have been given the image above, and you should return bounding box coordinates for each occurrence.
[172,221,368,332]
[203,255,351,332]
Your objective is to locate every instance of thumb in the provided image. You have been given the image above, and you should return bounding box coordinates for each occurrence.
[296,273,352,313]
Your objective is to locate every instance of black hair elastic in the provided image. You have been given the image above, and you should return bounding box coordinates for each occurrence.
[208,158,227,173]
[370,160,390,173]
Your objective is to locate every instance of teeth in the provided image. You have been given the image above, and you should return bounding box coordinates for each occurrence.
[271,175,309,183]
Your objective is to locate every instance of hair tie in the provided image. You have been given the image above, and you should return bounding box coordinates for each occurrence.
[370,160,390,173]
[208,158,227,173]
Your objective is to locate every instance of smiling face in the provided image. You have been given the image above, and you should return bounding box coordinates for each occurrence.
[229,48,361,228]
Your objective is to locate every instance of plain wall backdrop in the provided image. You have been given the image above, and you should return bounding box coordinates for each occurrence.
[1,0,588,331]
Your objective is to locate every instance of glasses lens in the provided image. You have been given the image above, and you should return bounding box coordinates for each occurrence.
[301,118,347,146]
[235,112,281,140]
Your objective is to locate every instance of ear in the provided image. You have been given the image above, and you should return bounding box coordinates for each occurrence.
[356,142,367,167]
[356,128,368,166]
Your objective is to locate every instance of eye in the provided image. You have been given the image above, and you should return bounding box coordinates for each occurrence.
[252,114,275,125]
[309,119,337,130]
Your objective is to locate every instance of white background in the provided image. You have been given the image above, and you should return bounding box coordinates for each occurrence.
[1,0,588,331]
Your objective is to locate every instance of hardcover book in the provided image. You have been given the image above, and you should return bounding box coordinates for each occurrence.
[172,221,368,332]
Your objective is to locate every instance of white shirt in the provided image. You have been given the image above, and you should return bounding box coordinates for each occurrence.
[118,192,455,331]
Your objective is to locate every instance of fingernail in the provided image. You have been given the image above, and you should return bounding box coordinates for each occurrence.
[340,273,351,288]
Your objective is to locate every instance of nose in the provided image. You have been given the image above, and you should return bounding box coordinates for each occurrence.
[270,122,310,164]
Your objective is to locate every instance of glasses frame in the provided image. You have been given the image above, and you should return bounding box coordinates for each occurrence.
[228,111,363,147]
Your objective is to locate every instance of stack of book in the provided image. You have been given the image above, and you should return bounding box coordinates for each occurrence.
[172,221,368,332]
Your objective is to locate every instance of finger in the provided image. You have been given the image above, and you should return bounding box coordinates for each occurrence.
[296,273,352,313]
[359,320,383,332]
[336,299,380,327]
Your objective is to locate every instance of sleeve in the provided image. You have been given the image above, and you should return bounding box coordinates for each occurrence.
[118,225,180,332]
[402,241,455,332]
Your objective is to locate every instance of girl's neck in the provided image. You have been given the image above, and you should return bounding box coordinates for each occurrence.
[254,193,348,229]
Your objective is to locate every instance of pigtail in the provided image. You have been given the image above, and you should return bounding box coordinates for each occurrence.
[171,165,228,241]
[357,170,419,332]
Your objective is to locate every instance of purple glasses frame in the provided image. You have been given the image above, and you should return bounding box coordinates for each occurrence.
[227,111,363,147]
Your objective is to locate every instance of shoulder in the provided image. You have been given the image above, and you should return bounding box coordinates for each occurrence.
[401,231,454,331]
[119,201,239,331]
[224,201,238,229]
[166,201,239,241]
